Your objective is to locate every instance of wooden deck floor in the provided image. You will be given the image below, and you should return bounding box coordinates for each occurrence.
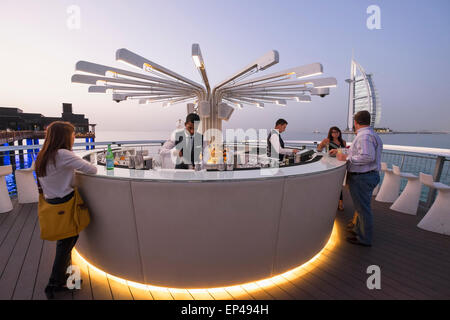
[1,190,450,300]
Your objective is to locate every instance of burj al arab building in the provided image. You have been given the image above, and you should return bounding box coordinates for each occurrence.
[346,59,381,131]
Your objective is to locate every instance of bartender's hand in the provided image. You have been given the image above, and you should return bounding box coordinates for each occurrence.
[178,150,183,157]
[329,149,338,156]
[292,149,299,154]
[336,152,348,161]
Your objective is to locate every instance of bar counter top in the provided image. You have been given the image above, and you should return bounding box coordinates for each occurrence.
[78,150,346,182]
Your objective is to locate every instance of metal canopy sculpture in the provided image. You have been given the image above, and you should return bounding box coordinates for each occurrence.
[71,44,337,132]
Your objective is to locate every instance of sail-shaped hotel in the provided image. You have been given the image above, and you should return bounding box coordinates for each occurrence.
[346,59,381,131]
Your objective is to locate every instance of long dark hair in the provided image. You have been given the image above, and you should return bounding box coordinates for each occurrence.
[35,121,75,177]
[327,126,345,146]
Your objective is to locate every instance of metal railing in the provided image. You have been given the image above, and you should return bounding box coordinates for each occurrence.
[1,139,449,208]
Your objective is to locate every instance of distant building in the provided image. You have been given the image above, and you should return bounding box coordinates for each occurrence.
[0,103,90,134]
[345,59,381,131]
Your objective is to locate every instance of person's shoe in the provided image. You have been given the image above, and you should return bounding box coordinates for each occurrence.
[45,283,77,299]
[346,236,371,247]
[54,285,73,293]
[347,230,357,236]
[44,285,56,300]
[338,200,344,211]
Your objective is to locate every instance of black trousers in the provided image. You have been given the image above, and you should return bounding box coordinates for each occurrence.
[46,191,79,287]
[48,235,79,287]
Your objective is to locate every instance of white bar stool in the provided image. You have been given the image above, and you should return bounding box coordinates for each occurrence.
[372,183,380,196]
[417,173,450,235]
[0,165,13,213]
[375,162,401,203]
[15,162,39,204]
[389,165,421,215]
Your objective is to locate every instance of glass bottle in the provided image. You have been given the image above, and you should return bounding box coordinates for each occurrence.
[106,144,114,170]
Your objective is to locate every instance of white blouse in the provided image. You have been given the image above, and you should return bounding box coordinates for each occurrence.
[38,149,97,199]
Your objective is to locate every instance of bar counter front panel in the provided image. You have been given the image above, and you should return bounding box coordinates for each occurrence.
[74,152,346,288]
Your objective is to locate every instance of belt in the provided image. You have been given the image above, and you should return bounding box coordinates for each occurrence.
[348,170,377,175]
[46,191,75,204]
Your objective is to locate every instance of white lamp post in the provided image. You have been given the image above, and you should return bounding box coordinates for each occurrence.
[72,44,337,133]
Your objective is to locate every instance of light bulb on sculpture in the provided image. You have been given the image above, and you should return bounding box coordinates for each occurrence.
[71,44,337,132]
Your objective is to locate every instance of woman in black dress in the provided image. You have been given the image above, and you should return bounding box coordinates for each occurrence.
[317,126,347,210]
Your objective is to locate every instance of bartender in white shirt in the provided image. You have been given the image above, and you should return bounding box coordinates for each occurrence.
[159,113,209,169]
[267,119,299,162]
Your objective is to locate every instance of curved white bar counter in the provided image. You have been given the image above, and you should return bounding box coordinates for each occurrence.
[74,151,346,288]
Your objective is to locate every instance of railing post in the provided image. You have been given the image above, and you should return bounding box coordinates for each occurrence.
[426,156,445,208]
[400,154,405,169]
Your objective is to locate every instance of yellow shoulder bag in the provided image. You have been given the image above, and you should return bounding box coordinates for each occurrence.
[38,188,90,241]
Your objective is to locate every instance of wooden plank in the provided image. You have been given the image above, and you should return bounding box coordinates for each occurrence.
[322,246,415,300]
[127,284,154,300]
[374,219,450,270]
[0,198,15,225]
[0,201,23,244]
[374,215,450,261]
[2,190,450,301]
[148,287,174,300]
[254,279,294,300]
[0,203,32,278]
[207,288,234,300]
[282,269,334,300]
[341,217,450,296]
[323,241,424,299]
[168,288,194,300]
[12,204,44,300]
[269,275,315,300]
[187,289,215,300]
[88,266,113,300]
[290,266,350,300]
[241,283,274,300]
[331,220,426,300]
[32,240,60,300]
[224,286,254,300]
[308,256,374,300]
[71,251,93,300]
[0,204,36,299]
[107,275,133,300]
[316,250,395,300]
[369,232,450,287]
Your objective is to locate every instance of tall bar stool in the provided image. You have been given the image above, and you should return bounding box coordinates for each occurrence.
[372,183,380,196]
[375,162,401,203]
[0,165,13,213]
[417,173,450,235]
[15,162,38,204]
[389,165,421,215]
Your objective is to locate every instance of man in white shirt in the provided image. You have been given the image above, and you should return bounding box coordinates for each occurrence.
[267,119,299,162]
[159,113,208,169]
[335,110,382,247]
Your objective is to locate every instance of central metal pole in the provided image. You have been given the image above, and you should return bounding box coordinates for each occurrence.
[200,98,222,134]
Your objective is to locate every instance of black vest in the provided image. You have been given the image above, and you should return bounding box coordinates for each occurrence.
[174,130,203,169]
[267,130,285,161]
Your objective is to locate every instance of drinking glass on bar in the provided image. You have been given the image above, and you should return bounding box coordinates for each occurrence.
[134,155,144,169]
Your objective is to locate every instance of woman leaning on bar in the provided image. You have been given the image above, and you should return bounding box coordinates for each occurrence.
[35,121,97,299]
[317,126,347,211]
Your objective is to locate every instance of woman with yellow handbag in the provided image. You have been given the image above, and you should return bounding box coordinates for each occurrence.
[35,121,97,299]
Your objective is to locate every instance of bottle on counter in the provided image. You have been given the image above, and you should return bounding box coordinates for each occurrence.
[106,144,114,170]
[223,146,227,163]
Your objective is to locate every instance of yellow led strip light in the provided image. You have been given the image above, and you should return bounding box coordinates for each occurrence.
[72,221,339,296]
